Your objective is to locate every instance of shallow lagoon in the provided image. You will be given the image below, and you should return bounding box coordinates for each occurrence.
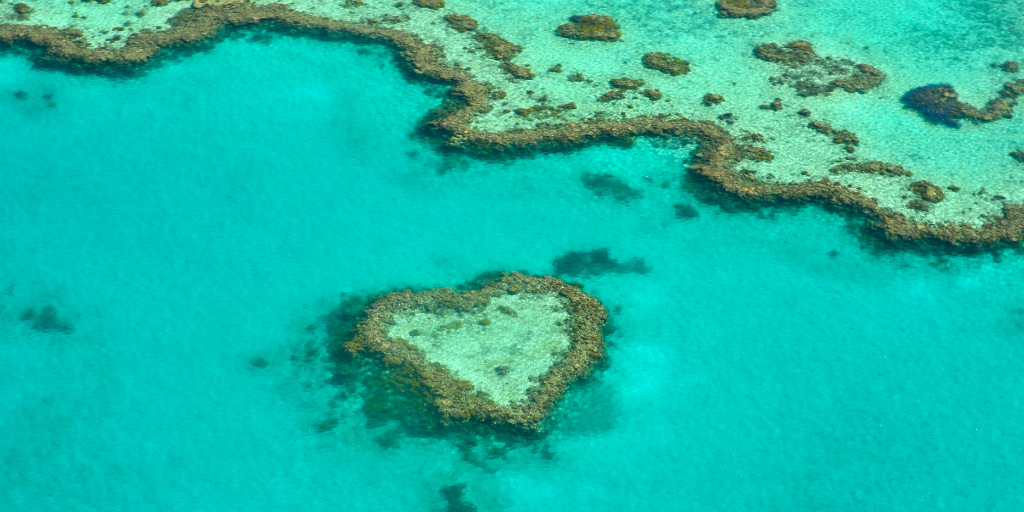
[1,21,1023,512]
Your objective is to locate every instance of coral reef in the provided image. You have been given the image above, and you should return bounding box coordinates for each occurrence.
[581,173,642,202]
[556,14,621,42]
[3,3,1024,249]
[902,83,1015,127]
[996,61,1020,73]
[19,305,74,334]
[642,89,663,100]
[674,203,700,218]
[1012,150,1024,164]
[910,180,946,203]
[552,248,649,276]
[473,33,521,61]
[500,61,534,80]
[807,121,859,152]
[830,161,912,177]
[598,90,625,102]
[756,41,886,96]
[344,273,608,432]
[759,98,783,111]
[703,93,724,105]
[12,3,34,21]
[610,77,645,90]
[716,0,778,19]
[443,13,478,33]
[412,0,445,9]
[440,484,478,512]
[642,52,690,76]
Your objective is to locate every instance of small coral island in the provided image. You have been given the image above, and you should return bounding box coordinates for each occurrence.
[344,273,608,432]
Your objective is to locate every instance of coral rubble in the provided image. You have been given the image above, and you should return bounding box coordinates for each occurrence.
[756,41,886,96]
[344,273,608,432]
[556,14,621,42]
[716,0,777,19]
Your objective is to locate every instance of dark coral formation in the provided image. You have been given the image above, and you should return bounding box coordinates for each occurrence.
[443,13,478,32]
[996,61,1019,73]
[755,40,815,65]
[807,121,858,152]
[1012,150,1024,164]
[581,173,642,202]
[756,41,886,96]
[556,14,621,42]
[500,61,534,80]
[910,180,946,203]
[642,89,663,101]
[440,484,477,512]
[831,64,885,93]
[412,0,444,9]
[759,98,783,110]
[610,77,644,90]
[716,0,777,19]
[344,273,608,432]
[830,161,912,177]
[19,305,75,334]
[4,4,1024,249]
[702,93,724,105]
[552,248,648,276]
[473,33,521,61]
[901,83,1014,128]
[12,3,34,21]
[598,90,625,102]
[642,52,690,76]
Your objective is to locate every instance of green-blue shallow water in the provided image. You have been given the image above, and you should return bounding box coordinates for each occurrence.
[2,23,1023,512]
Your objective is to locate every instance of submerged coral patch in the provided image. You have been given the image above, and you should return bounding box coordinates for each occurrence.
[344,273,608,431]
[901,83,1016,128]
[716,0,777,19]
[830,161,912,177]
[756,41,885,96]
[642,52,690,76]
[556,14,621,42]
[443,13,478,32]
[552,248,649,277]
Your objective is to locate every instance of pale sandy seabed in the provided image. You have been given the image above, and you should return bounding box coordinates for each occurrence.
[4,0,1024,227]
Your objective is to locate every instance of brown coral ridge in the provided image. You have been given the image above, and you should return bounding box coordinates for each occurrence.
[716,0,777,19]
[5,5,1024,249]
[756,41,885,96]
[902,82,1023,127]
[642,52,690,76]
[807,120,859,152]
[830,161,912,177]
[412,0,445,9]
[344,273,608,432]
[555,14,621,42]
[443,13,478,33]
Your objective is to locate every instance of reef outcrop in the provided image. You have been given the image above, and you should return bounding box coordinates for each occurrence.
[830,161,912,177]
[443,13,478,32]
[344,272,608,432]
[556,14,621,42]
[755,41,885,96]
[642,52,690,76]
[716,0,777,19]
[901,83,1016,127]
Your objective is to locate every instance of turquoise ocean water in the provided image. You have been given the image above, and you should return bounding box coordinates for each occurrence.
[2,5,1024,511]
